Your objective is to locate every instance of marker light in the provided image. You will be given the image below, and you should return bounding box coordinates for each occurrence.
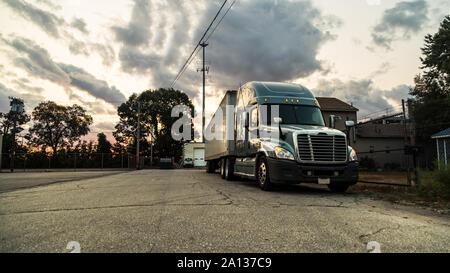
[296,99,299,103]
[264,98,268,102]
[291,99,294,103]
[285,99,288,103]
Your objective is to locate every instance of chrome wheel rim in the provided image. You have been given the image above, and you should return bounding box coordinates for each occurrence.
[258,162,266,185]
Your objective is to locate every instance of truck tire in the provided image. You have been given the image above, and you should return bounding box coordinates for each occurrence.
[257,156,272,191]
[206,161,215,173]
[224,157,234,181]
[328,184,350,193]
[220,158,226,179]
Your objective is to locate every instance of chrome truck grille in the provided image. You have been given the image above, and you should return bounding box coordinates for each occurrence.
[296,134,347,163]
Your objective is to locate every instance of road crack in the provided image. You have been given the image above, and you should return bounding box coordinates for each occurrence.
[358,224,401,243]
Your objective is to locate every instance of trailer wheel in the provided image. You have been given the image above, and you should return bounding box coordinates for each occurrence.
[257,156,272,191]
[224,157,234,181]
[220,158,226,179]
[206,161,215,173]
[328,184,350,193]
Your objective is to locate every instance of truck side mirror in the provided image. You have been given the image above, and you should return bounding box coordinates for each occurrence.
[273,117,282,124]
[345,121,355,127]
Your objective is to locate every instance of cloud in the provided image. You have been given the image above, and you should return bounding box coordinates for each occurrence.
[71,18,89,34]
[90,43,116,67]
[311,78,412,117]
[114,0,339,97]
[94,121,116,131]
[3,0,115,67]
[2,36,125,106]
[112,0,152,47]
[35,0,62,11]
[200,0,337,88]
[58,63,126,106]
[0,83,16,113]
[371,0,428,49]
[8,37,71,85]
[3,0,64,38]
[67,38,116,66]
[118,46,162,73]
[369,62,393,78]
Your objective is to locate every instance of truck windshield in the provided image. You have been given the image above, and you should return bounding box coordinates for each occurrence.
[269,104,325,126]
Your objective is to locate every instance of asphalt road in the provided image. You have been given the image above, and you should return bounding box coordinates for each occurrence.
[0,169,448,253]
[0,171,127,193]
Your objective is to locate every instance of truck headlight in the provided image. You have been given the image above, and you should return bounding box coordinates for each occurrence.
[274,147,295,161]
[348,147,358,162]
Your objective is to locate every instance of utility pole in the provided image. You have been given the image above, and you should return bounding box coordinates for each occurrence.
[402,99,411,185]
[150,131,153,168]
[0,133,3,172]
[199,42,209,143]
[11,120,16,173]
[136,101,141,170]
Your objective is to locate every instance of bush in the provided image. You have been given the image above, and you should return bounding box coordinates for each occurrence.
[384,162,401,171]
[418,162,450,199]
[359,156,377,171]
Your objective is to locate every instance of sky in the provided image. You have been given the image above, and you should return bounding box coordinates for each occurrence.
[0,0,449,142]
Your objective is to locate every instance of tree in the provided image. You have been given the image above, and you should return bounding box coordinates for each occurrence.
[420,15,450,76]
[114,88,194,161]
[411,15,450,141]
[27,101,93,155]
[97,132,112,154]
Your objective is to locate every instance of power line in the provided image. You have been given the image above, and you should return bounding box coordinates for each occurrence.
[358,104,403,120]
[204,0,237,43]
[170,0,229,88]
[174,0,237,89]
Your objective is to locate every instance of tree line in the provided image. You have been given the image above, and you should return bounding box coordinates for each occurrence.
[1,88,194,169]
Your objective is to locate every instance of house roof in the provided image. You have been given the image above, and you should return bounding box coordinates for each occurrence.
[431,127,450,139]
[316,97,359,112]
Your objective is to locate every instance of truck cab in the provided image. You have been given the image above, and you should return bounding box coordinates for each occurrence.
[206,81,359,192]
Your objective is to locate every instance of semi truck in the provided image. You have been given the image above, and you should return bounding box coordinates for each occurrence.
[205,81,359,192]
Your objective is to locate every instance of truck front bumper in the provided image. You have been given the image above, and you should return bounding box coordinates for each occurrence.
[267,158,359,185]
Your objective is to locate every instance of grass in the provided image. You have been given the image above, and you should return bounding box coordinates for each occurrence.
[349,166,450,211]
[417,163,450,200]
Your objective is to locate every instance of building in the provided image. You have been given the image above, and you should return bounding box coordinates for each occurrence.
[317,97,359,145]
[355,116,409,169]
[317,97,359,132]
[183,142,206,167]
[317,97,410,170]
[431,127,450,166]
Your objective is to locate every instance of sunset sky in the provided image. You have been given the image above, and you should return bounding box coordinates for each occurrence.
[1,0,449,141]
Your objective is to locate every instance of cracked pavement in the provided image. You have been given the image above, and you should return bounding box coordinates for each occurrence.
[0,169,449,253]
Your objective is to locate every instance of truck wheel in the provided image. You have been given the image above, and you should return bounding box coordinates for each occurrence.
[220,158,226,179]
[257,156,272,191]
[206,161,215,173]
[328,184,350,193]
[224,158,234,181]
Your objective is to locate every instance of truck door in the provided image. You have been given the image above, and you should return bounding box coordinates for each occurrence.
[248,104,259,154]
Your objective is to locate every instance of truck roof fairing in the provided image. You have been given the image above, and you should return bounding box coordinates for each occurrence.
[244,81,319,107]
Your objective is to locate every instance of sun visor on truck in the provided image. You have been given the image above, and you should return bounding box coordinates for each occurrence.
[251,82,318,106]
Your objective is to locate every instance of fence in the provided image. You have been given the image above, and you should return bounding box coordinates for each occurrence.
[0,152,142,171]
